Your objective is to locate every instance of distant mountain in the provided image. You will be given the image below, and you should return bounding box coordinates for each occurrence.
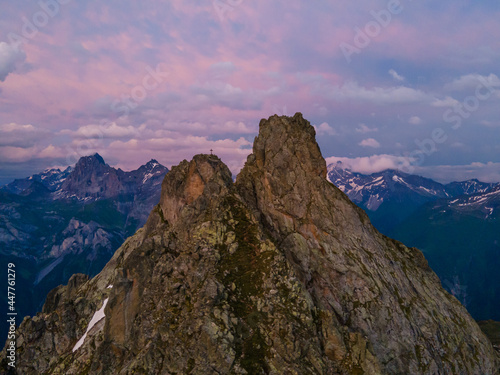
[446,185,500,218]
[1,166,73,194]
[328,162,500,321]
[445,179,495,197]
[327,161,497,233]
[0,154,168,341]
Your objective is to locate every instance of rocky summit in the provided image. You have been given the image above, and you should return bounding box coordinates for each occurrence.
[1,113,499,374]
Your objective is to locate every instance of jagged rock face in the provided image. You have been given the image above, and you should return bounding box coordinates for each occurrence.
[59,154,167,200]
[237,114,499,373]
[59,153,120,198]
[2,114,499,374]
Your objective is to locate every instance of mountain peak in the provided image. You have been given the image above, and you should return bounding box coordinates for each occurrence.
[60,154,114,198]
[4,114,499,374]
[72,153,106,171]
[93,153,105,164]
[143,159,162,171]
[153,153,232,228]
[245,112,327,179]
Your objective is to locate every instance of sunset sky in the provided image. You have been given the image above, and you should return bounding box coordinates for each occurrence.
[1,0,500,184]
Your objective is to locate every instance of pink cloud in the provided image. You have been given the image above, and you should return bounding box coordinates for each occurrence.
[107,135,252,174]
[2,1,500,183]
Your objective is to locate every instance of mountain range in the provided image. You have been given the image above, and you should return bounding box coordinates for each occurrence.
[1,114,498,374]
[327,162,497,233]
[0,154,168,341]
[328,163,500,321]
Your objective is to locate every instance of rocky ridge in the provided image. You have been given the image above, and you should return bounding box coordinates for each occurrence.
[1,113,498,374]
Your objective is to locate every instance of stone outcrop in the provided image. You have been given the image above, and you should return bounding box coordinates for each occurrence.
[1,113,498,374]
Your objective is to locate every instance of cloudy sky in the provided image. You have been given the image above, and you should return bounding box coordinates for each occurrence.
[1,0,499,185]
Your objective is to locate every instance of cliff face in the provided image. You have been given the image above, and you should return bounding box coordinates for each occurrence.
[58,154,168,200]
[2,113,498,374]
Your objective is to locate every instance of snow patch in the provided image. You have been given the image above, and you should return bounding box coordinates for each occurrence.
[485,207,494,218]
[72,298,109,352]
[417,186,439,196]
[142,172,154,184]
[366,194,384,211]
[369,176,385,187]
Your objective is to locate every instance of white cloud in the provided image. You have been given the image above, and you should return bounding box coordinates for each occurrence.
[408,116,422,125]
[210,61,236,72]
[189,81,279,110]
[107,135,252,174]
[0,123,50,147]
[413,162,500,183]
[211,121,255,134]
[159,122,206,133]
[356,124,378,133]
[431,96,460,107]
[0,146,38,162]
[325,154,413,174]
[389,69,405,82]
[328,82,432,105]
[61,123,145,139]
[0,144,65,163]
[480,120,500,127]
[0,124,65,165]
[314,122,336,136]
[209,62,237,80]
[143,119,255,136]
[359,138,380,148]
[450,142,465,149]
[445,73,500,91]
[0,42,26,81]
[38,145,66,159]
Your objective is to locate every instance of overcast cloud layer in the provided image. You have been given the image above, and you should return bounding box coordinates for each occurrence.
[0,1,499,184]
